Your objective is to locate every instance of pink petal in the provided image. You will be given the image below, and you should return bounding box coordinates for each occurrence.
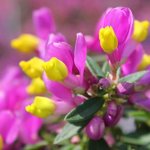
[33,7,55,39]
[74,33,87,82]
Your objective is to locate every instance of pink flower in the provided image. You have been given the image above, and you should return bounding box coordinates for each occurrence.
[0,67,42,148]
[42,33,87,108]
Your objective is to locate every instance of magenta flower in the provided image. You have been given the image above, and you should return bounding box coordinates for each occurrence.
[87,7,134,67]
[0,67,42,148]
[42,32,87,107]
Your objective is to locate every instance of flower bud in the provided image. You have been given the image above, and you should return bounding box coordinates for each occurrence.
[104,102,123,126]
[43,57,68,81]
[86,116,105,140]
[99,78,110,89]
[99,26,118,54]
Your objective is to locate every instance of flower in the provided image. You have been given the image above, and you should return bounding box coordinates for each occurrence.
[23,33,87,118]
[42,33,87,108]
[0,67,42,147]
[13,6,150,148]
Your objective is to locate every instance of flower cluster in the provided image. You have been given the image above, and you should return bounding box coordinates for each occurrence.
[9,6,150,149]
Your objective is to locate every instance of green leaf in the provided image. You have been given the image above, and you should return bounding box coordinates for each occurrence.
[121,133,150,146]
[126,110,150,123]
[54,123,82,144]
[65,97,104,125]
[118,71,148,83]
[86,56,104,78]
[88,139,110,150]
[116,67,121,79]
[24,141,48,150]
[102,61,110,75]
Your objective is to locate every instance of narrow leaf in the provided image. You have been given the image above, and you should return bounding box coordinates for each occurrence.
[116,67,121,79]
[54,123,82,144]
[65,97,104,125]
[102,61,110,75]
[24,141,48,150]
[86,56,104,78]
[121,134,150,146]
[118,71,148,83]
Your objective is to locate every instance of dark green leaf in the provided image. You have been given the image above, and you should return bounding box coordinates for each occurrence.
[88,139,110,150]
[86,56,104,78]
[65,97,104,125]
[114,143,150,150]
[118,71,148,83]
[54,123,82,144]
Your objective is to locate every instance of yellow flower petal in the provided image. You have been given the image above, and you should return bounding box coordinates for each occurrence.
[26,77,46,95]
[138,54,150,70]
[11,34,39,53]
[26,96,56,118]
[19,57,44,78]
[132,20,149,42]
[43,57,68,81]
[99,26,118,54]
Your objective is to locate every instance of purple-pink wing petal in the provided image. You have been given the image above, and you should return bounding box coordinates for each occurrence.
[33,7,55,40]
[122,44,144,75]
[43,74,72,101]
[74,33,87,82]
[44,42,73,73]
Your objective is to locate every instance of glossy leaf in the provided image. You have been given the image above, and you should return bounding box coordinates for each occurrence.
[65,97,104,125]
